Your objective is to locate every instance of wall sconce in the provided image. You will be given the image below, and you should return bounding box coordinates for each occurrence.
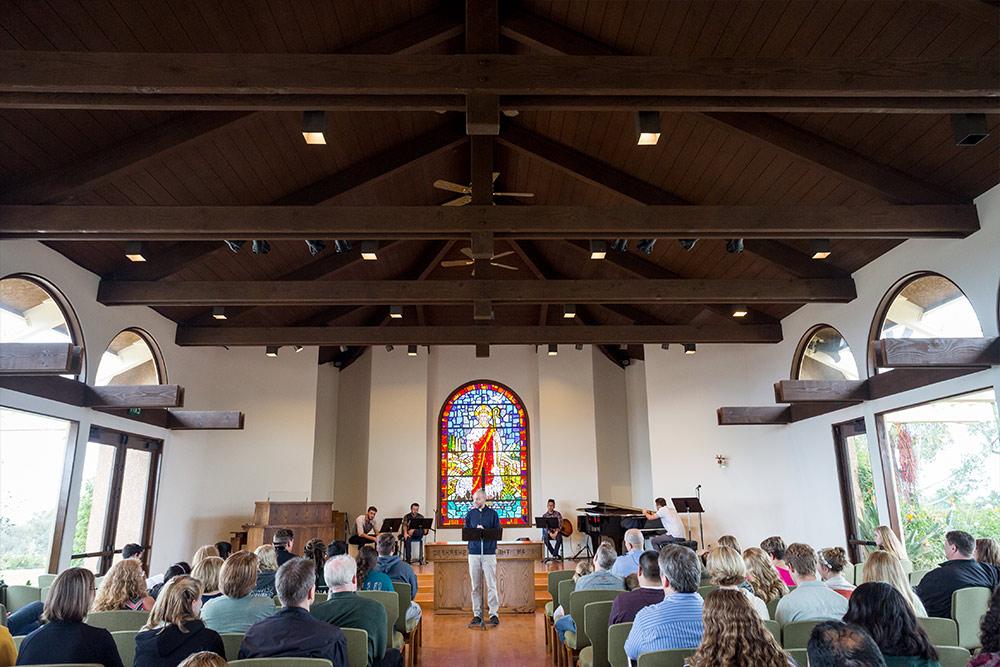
[716,454,729,469]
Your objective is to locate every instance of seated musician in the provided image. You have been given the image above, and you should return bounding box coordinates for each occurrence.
[349,506,379,546]
[541,498,563,560]
[400,503,424,564]
[645,497,687,550]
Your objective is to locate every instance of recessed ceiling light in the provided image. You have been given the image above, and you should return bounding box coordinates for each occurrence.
[810,239,832,260]
[302,110,327,145]
[212,306,227,320]
[589,240,607,260]
[732,305,748,318]
[683,343,697,355]
[407,344,418,357]
[951,113,990,146]
[563,304,576,319]
[124,241,146,262]
[390,305,403,319]
[361,240,379,261]
[265,346,279,358]
[635,111,661,145]
[547,344,558,356]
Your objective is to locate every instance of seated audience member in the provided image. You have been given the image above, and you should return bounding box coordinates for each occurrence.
[6,601,44,637]
[624,544,704,661]
[844,583,940,667]
[134,576,224,667]
[177,652,227,667]
[552,560,594,622]
[92,557,155,612]
[400,502,426,564]
[743,547,789,604]
[818,546,856,599]
[760,536,796,587]
[875,525,913,574]
[191,556,224,605]
[644,497,687,550]
[706,546,769,619]
[556,544,624,642]
[327,540,349,559]
[976,538,1000,568]
[214,542,232,561]
[611,529,645,578]
[239,558,346,665]
[688,588,792,667]
[272,528,297,566]
[150,563,189,600]
[540,499,563,561]
[970,585,1000,667]
[252,545,278,598]
[312,555,404,667]
[916,530,1000,618]
[357,545,394,592]
[201,551,276,633]
[303,538,327,591]
[774,542,849,625]
[808,621,887,667]
[623,574,639,591]
[609,550,665,624]
[0,626,14,667]
[192,545,220,568]
[717,534,741,552]
[123,543,145,562]
[350,506,379,546]
[375,533,421,623]
[14,568,124,667]
[862,551,927,617]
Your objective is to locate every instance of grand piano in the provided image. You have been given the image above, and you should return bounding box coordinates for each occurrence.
[576,501,648,554]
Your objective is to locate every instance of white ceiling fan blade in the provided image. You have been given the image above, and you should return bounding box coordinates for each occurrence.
[441,259,474,267]
[494,192,535,198]
[441,195,472,206]
[460,247,475,259]
[434,179,472,194]
[490,251,515,260]
[491,262,519,271]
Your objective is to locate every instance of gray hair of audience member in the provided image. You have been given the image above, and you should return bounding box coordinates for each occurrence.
[323,554,358,591]
[658,544,701,593]
[594,544,617,570]
[624,528,644,549]
[376,532,397,556]
[275,557,316,607]
[807,621,887,667]
[639,550,661,583]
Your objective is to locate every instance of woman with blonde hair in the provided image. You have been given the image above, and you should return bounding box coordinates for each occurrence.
[706,546,769,619]
[134,576,224,667]
[92,558,155,612]
[818,547,856,599]
[717,535,741,552]
[251,544,278,598]
[191,556,224,605]
[14,568,124,667]
[688,589,792,667]
[862,551,927,617]
[743,547,789,604]
[192,544,220,568]
[177,652,227,667]
[200,551,276,633]
[874,525,913,574]
[976,537,1000,568]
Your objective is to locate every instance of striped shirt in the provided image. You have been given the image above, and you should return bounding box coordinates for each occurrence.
[624,591,704,662]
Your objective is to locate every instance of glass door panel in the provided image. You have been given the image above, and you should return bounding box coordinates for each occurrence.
[114,448,151,549]
[833,419,879,563]
[71,442,116,572]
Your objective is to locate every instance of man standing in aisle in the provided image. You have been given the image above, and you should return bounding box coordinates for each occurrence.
[466,489,500,628]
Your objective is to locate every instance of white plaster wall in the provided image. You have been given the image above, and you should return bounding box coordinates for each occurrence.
[332,350,371,524]
[311,362,340,502]
[625,361,654,507]
[592,348,633,505]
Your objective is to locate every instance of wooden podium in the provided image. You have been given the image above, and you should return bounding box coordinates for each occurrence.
[425,541,543,614]
[240,501,346,551]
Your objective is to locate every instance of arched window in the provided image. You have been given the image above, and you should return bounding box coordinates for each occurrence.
[793,325,859,381]
[437,380,530,527]
[96,328,165,386]
[871,273,983,373]
[0,274,84,379]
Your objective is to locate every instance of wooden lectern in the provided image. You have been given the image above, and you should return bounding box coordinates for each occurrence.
[239,501,346,552]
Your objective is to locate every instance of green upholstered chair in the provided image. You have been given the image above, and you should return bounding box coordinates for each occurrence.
[917,617,958,646]
[564,589,623,664]
[635,648,695,667]
[765,595,782,620]
[111,630,137,666]
[230,660,333,667]
[934,645,972,667]
[909,569,931,587]
[607,622,633,667]
[787,648,809,666]
[85,610,150,632]
[313,592,328,604]
[358,590,404,656]
[840,563,855,585]
[12,635,25,650]
[0,603,6,627]
[392,581,420,666]
[4,586,41,613]
[554,578,577,656]
[36,574,57,588]
[763,619,781,642]
[578,600,614,667]
[342,627,369,667]
[697,585,717,598]
[221,632,246,660]
[781,620,820,649]
[546,569,576,650]
[951,586,990,650]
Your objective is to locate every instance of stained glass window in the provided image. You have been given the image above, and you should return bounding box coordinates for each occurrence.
[438,380,530,527]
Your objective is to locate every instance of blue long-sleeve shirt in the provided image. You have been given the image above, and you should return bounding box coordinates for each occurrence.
[465,505,500,555]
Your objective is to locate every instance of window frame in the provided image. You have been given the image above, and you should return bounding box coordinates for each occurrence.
[791,323,859,381]
[96,327,167,386]
[1,272,86,380]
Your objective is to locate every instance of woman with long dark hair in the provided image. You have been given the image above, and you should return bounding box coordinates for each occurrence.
[303,537,327,591]
[843,582,939,666]
[356,545,394,592]
[970,586,1000,666]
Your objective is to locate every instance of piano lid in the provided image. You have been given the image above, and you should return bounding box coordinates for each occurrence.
[577,500,644,515]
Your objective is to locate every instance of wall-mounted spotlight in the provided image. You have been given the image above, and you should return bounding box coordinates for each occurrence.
[225,240,245,253]
[212,306,227,320]
[683,343,697,355]
[678,239,697,251]
[407,344,418,357]
[265,346,279,358]
[547,344,558,356]
[637,239,657,255]
[635,110,661,145]
[334,240,352,254]
[810,239,832,260]
[731,305,748,318]
[661,343,670,350]
[563,304,576,319]
[305,240,326,256]
[725,238,744,254]
[293,345,304,353]
[338,345,348,353]
[589,240,607,260]
[251,240,270,255]
[951,113,990,146]
[302,110,327,145]
[389,305,403,319]
[575,344,584,351]
[124,241,146,262]
[716,454,729,469]
[385,344,394,352]
[361,240,379,261]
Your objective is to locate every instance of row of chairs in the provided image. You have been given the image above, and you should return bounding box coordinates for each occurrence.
[7,660,343,667]
[629,645,972,667]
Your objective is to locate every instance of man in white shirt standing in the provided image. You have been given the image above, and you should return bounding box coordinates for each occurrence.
[645,497,687,550]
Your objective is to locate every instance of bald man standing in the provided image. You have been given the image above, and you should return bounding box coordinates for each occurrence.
[465,489,501,628]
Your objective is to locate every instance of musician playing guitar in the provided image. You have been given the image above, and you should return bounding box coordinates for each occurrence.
[541,498,564,560]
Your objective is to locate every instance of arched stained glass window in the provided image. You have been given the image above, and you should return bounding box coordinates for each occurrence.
[438,380,530,527]
[96,328,164,386]
[794,325,859,381]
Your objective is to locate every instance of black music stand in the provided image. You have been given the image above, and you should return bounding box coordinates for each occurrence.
[379,518,403,554]
[409,518,434,564]
[534,517,562,562]
[462,526,504,630]
[671,497,705,547]
[570,515,594,560]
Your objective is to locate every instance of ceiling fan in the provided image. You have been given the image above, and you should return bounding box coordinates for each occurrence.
[433,172,535,206]
[441,246,519,275]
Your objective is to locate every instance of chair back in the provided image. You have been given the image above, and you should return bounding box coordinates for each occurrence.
[607,622,632,667]
[697,585,717,598]
[358,590,399,645]
[840,563,855,585]
[221,632,245,660]
[548,569,576,602]
[765,595,781,619]
[4,585,41,612]
[85,610,150,632]
[786,648,809,666]
[934,645,972,667]
[909,569,931,587]
[393,582,412,633]
[635,648,695,667]
[582,601,614,667]
[40,587,51,603]
[36,574,57,588]
[557,578,576,610]
[313,592,328,604]
[230,660,333,667]
[569,590,623,650]
[763,619,780,642]
[0,603,6,626]
[111,630,137,666]
[342,627,369,667]
[917,616,958,646]
[951,586,990,649]
[782,620,820,649]
[12,635,24,650]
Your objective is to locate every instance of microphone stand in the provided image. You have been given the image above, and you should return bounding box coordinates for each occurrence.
[696,484,704,550]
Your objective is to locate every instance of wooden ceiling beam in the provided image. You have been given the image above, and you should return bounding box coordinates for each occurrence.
[4,204,977,240]
[97,408,244,430]
[175,324,784,347]
[0,376,183,408]
[873,337,1000,367]
[0,343,83,375]
[717,402,858,425]
[932,0,1000,25]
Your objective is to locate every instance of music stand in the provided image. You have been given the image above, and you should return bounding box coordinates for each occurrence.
[409,518,434,564]
[379,518,403,535]
[535,517,561,563]
[671,497,705,548]
[570,515,594,560]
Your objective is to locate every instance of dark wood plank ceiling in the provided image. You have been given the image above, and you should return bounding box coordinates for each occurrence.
[1,0,997,366]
